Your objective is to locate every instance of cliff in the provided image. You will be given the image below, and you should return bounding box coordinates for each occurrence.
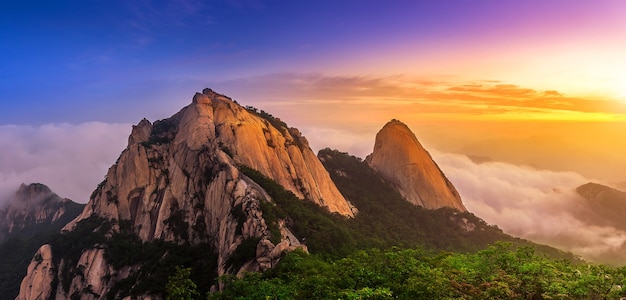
[17,88,353,299]
[365,120,466,211]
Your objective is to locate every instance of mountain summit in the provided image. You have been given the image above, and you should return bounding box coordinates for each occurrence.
[365,120,466,211]
[17,89,353,299]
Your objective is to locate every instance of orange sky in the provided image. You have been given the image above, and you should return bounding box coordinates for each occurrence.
[3,0,626,201]
[215,74,626,184]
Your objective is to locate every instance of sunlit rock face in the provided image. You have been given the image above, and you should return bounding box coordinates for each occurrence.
[366,120,466,211]
[17,88,351,299]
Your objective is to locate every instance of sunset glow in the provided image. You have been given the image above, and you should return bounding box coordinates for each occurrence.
[3,0,626,268]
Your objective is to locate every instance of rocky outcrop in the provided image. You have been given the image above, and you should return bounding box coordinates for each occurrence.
[17,88,350,299]
[17,244,56,300]
[365,120,466,211]
[0,183,83,242]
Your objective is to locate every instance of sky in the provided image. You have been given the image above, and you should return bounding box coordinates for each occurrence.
[2,0,626,262]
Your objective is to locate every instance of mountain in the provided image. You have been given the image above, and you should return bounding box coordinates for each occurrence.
[572,182,626,264]
[0,183,83,242]
[0,183,77,241]
[365,119,466,211]
[0,183,84,300]
[15,89,574,299]
[17,88,354,299]
[575,182,626,231]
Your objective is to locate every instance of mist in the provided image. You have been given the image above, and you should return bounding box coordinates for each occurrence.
[0,123,130,205]
[2,118,625,263]
[298,123,626,263]
[432,150,626,264]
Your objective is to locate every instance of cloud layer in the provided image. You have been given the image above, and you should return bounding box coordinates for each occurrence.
[1,99,624,264]
[0,123,130,204]
[432,150,626,264]
[214,73,626,122]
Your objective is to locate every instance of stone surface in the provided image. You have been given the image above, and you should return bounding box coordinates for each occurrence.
[16,245,55,300]
[365,120,466,211]
[17,89,350,299]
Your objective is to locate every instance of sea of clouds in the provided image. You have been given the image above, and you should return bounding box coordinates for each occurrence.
[1,122,625,263]
[431,150,626,263]
[0,123,131,205]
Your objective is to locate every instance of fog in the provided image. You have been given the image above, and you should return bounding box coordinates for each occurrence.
[432,151,626,264]
[2,120,625,263]
[304,125,626,262]
[0,123,130,205]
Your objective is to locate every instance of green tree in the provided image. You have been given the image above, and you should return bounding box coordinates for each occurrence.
[166,266,199,300]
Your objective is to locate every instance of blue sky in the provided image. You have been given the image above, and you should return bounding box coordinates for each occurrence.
[3,0,625,125]
[2,0,434,123]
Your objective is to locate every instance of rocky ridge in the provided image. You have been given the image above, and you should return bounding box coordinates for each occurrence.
[17,89,354,299]
[0,183,80,242]
[365,120,466,211]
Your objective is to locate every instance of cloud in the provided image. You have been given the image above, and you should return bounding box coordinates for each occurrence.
[212,73,626,122]
[301,126,374,159]
[0,123,131,205]
[432,150,626,264]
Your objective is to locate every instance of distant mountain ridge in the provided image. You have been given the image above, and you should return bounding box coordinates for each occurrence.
[576,182,626,231]
[0,183,83,242]
[0,183,84,300]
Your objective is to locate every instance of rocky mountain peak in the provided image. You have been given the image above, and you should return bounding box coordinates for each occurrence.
[128,118,152,145]
[19,89,354,299]
[365,120,466,211]
[0,183,79,241]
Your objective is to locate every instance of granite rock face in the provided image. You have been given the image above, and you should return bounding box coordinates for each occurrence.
[366,120,466,211]
[17,89,351,299]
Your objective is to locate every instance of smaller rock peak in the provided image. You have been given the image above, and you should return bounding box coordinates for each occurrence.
[366,120,466,211]
[192,92,211,105]
[16,183,52,199]
[192,88,233,105]
[137,118,151,126]
[128,118,153,145]
[204,88,233,102]
[382,119,411,132]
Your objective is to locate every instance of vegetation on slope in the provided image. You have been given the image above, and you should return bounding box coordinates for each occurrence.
[211,242,626,299]
[45,216,218,299]
[6,149,593,299]
[210,149,602,299]
[241,149,574,260]
[317,148,575,259]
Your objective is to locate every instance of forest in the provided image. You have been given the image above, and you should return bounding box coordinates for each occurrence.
[208,242,626,299]
[200,151,626,299]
